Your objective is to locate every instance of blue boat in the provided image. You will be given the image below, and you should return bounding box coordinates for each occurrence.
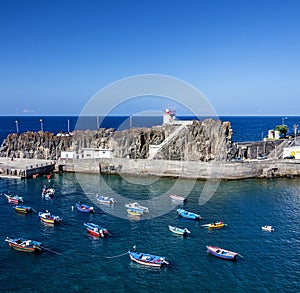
[96,194,114,204]
[128,250,169,267]
[5,237,43,253]
[177,208,201,220]
[14,205,34,214]
[76,203,94,213]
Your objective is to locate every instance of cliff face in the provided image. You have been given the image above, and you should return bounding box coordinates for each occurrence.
[0,119,236,162]
[158,120,234,161]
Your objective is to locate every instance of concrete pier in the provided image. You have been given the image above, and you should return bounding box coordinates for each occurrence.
[58,157,300,180]
[0,157,55,179]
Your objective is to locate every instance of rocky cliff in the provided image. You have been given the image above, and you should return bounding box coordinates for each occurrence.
[0,119,237,162]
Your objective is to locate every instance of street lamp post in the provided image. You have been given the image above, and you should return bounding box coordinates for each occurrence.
[282,117,287,125]
[40,119,43,132]
[294,124,298,145]
[130,114,132,128]
[15,120,19,134]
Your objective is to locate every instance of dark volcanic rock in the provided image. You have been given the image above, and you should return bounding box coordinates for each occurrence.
[0,119,237,162]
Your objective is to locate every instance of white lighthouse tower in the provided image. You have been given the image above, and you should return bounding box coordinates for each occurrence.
[163,107,176,124]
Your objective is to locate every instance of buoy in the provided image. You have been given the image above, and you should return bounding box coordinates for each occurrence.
[71,206,74,211]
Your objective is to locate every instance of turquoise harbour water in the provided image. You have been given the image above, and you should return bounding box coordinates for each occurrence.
[1,173,300,292]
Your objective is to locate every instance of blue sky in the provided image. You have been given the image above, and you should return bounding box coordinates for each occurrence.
[0,0,299,116]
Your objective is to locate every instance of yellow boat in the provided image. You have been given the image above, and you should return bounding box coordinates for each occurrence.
[127,209,142,216]
[209,222,225,229]
[202,221,226,229]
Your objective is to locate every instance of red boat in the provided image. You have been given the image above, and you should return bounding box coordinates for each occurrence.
[84,223,109,237]
[4,194,23,204]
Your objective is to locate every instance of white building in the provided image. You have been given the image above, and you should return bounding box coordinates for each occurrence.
[283,146,300,159]
[163,108,176,124]
[266,129,280,140]
[60,151,79,160]
[82,148,113,159]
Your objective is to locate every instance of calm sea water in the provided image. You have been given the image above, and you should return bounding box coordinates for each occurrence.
[0,174,300,292]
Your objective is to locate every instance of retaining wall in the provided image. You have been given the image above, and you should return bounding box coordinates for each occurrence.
[59,158,300,179]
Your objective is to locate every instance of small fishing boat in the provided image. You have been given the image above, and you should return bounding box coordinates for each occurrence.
[39,211,62,224]
[262,225,274,232]
[14,205,34,214]
[125,202,149,213]
[127,209,142,216]
[206,245,238,261]
[168,225,190,236]
[128,250,169,267]
[4,194,23,204]
[202,221,226,229]
[170,194,186,202]
[84,222,109,237]
[177,208,201,220]
[42,187,55,199]
[96,194,114,204]
[5,237,42,253]
[76,203,94,213]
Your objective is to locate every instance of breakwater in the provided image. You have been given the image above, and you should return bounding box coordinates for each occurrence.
[0,118,298,179]
[58,157,300,179]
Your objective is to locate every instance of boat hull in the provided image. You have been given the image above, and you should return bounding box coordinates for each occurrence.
[125,202,149,213]
[40,217,55,224]
[208,223,225,229]
[5,194,23,204]
[170,194,186,202]
[168,225,190,236]
[96,194,114,204]
[15,206,33,214]
[76,204,94,213]
[39,212,62,224]
[84,223,108,237]
[177,209,201,220]
[206,246,237,260]
[128,251,167,267]
[127,209,142,216]
[6,238,42,253]
[262,226,274,232]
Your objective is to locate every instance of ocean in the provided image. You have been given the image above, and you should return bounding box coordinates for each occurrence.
[0,115,299,143]
[0,116,300,292]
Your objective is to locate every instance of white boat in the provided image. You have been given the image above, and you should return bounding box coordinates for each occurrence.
[125,202,149,213]
[262,225,274,232]
[42,187,55,199]
[96,194,114,204]
[170,194,186,202]
[168,225,190,236]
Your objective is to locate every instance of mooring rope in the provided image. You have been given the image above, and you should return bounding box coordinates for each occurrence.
[103,251,128,259]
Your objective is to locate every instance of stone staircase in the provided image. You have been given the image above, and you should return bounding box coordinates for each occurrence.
[148,124,188,160]
[267,139,294,159]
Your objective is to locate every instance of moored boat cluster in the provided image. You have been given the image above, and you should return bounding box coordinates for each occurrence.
[1,186,274,266]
